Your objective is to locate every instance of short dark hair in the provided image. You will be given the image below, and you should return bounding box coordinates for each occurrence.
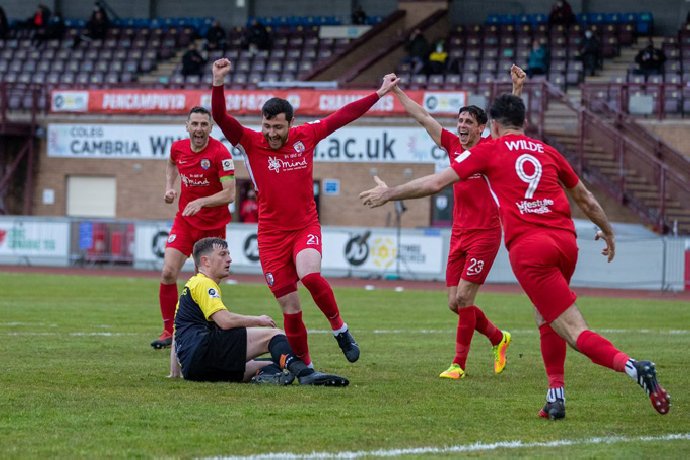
[489,94,525,129]
[192,237,227,267]
[262,97,294,122]
[188,106,212,120]
[458,105,488,125]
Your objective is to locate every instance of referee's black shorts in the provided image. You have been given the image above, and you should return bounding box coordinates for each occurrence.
[183,327,248,382]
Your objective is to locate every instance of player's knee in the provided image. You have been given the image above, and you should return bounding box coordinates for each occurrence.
[160,266,179,284]
[447,300,459,313]
[455,293,473,308]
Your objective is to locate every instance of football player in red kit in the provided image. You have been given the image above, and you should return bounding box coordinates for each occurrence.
[211,57,398,369]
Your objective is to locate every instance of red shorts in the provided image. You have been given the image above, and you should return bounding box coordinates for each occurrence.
[446,227,501,287]
[166,216,227,256]
[508,230,578,323]
[258,222,323,296]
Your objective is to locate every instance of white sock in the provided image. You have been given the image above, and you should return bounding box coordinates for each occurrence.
[332,322,348,336]
[546,386,565,403]
[625,359,638,380]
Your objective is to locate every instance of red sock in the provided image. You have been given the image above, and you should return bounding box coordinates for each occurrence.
[283,311,311,366]
[159,283,178,334]
[539,323,566,387]
[576,330,629,372]
[454,306,476,368]
[301,273,344,330]
[473,306,503,345]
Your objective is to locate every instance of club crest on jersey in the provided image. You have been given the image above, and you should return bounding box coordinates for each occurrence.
[167,234,177,243]
[265,272,274,286]
[268,156,281,173]
[208,287,220,298]
[200,159,211,170]
[293,141,305,153]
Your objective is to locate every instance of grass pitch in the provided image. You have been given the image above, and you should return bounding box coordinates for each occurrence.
[0,271,688,458]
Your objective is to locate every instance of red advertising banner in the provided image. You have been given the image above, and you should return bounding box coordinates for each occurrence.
[50,88,468,117]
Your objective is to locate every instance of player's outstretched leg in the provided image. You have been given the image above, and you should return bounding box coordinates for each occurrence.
[629,360,671,415]
[492,331,511,374]
[298,370,349,386]
[538,387,566,420]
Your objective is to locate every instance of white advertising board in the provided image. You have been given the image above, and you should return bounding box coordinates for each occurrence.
[0,221,69,257]
[47,124,452,171]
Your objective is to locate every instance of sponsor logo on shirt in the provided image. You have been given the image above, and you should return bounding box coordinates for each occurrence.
[200,159,211,170]
[293,141,305,153]
[516,198,554,215]
[180,173,211,187]
[267,156,308,173]
[222,159,234,171]
[208,288,220,298]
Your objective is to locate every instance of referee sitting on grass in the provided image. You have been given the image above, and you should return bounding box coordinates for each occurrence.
[169,237,348,386]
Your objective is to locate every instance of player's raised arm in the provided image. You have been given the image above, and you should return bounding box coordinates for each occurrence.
[320,74,400,134]
[211,58,243,145]
[392,85,443,147]
[511,64,526,96]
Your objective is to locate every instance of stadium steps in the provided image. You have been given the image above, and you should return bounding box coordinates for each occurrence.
[544,127,690,233]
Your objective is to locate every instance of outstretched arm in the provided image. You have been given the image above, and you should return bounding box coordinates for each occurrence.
[320,74,400,134]
[567,181,615,262]
[211,309,277,330]
[211,58,244,145]
[360,168,459,208]
[393,85,443,147]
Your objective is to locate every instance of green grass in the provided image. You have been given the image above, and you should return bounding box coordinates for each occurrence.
[0,272,689,458]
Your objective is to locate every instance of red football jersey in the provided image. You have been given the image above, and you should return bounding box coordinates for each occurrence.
[441,129,500,232]
[170,137,235,230]
[450,134,580,248]
[212,85,379,231]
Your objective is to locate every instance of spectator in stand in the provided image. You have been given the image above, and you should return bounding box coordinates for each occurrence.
[527,39,548,78]
[0,7,9,39]
[428,39,449,75]
[240,189,259,223]
[352,4,366,25]
[32,10,64,47]
[73,7,109,47]
[634,38,666,78]
[402,28,429,75]
[206,20,228,53]
[548,0,576,28]
[580,29,600,77]
[244,19,271,55]
[25,4,51,31]
[181,43,207,77]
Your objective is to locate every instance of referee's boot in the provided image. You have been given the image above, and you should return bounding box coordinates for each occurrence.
[150,330,173,349]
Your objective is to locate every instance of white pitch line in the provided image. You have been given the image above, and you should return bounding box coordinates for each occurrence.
[2,329,688,337]
[204,433,690,459]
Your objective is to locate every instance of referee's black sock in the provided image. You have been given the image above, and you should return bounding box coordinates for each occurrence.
[268,334,313,377]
